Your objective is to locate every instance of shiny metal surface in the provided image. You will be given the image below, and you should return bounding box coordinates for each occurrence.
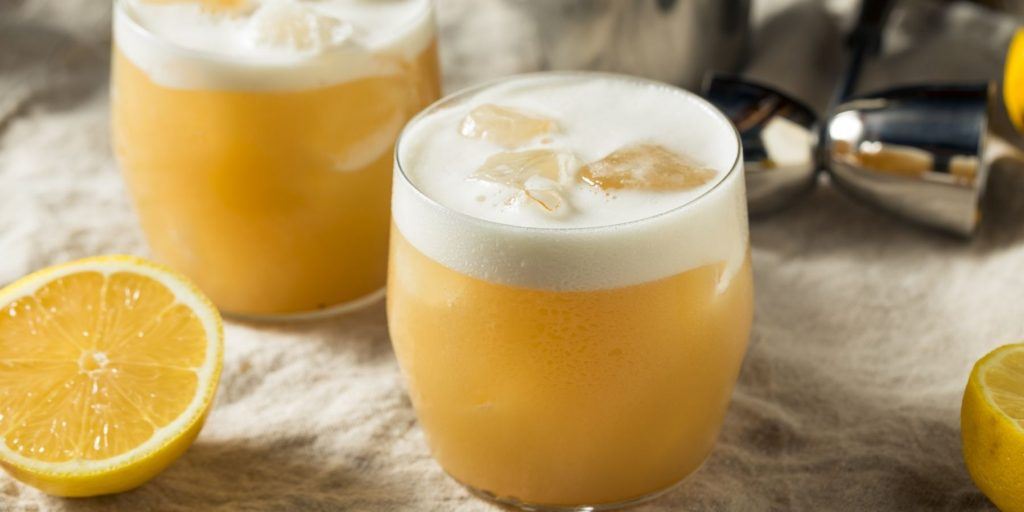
[825,85,990,236]
[703,76,819,216]
[504,0,750,89]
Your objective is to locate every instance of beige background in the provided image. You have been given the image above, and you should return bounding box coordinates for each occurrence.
[1,0,1022,510]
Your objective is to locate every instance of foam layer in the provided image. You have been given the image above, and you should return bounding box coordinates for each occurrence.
[114,0,434,90]
[393,73,749,291]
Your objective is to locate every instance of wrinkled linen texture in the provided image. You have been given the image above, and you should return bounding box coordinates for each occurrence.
[1,0,1022,510]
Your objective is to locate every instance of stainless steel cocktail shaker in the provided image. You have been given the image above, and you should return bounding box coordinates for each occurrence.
[440,0,750,90]
[503,0,750,89]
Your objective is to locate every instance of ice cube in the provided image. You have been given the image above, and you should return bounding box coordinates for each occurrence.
[523,175,563,211]
[460,104,558,149]
[579,144,716,191]
[470,149,576,211]
[246,0,353,53]
[472,149,569,185]
[201,0,252,13]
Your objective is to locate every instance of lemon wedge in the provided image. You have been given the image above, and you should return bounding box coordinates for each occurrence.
[0,255,223,497]
[962,343,1024,512]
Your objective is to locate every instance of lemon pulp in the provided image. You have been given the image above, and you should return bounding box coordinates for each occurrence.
[962,343,1024,512]
[0,255,222,496]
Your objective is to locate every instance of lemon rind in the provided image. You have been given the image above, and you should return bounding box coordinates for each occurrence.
[1005,30,1024,132]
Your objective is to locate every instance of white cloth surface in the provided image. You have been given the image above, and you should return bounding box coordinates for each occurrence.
[1,0,1023,510]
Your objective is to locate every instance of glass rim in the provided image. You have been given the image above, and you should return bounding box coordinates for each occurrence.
[393,70,745,234]
[112,0,435,64]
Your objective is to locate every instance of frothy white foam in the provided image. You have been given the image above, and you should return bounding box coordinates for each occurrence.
[393,73,749,291]
[114,0,434,90]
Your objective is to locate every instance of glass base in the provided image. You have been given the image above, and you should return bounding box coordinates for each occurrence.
[221,287,385,323]
[456,473,688,512]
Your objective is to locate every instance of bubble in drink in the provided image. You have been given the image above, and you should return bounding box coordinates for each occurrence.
[246,0,354,52]
[579,143,716,191]
[460,104,558,149]
[471,149,576,211]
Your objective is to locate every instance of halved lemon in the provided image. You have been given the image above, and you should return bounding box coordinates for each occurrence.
[1006,29,1024,133]
[0,255,223,497]
[962,343,1024,512]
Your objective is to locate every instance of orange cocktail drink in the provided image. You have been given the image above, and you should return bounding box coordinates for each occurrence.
[112,0,440,316]
[388,73,753,508]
